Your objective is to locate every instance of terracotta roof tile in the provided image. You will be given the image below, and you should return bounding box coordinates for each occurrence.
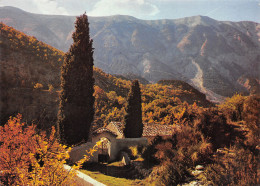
[93,122,175,138]
[101,122,175,137]
[142,123,174,137]
[92,127,118,136]
[110,122,124,135]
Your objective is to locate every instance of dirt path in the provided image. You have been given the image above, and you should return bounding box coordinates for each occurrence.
[64,165,106,186]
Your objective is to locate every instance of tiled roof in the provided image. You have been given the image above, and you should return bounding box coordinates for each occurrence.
[101,122,174,137]
[142,123,174,137]
[92,127,118,136]
[109,122,124,136]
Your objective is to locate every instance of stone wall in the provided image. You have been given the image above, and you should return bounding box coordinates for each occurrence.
[115,138,148,151]
[92,131,118,160]
[69,142,98,163]
[70,134,148,163]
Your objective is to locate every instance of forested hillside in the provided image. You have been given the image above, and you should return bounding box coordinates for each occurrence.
[0,23,211,130]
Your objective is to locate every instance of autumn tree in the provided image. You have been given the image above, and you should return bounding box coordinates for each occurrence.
[124,80,143,138]
[0,114,100,185]
[57,13,95,145]
[0,114,76,185]
[218,94,245,121]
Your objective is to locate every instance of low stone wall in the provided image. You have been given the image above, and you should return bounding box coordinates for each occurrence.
[69,137,148,163]
[109,138,148,162]
[69,142,98,163]
[115,138,148,150]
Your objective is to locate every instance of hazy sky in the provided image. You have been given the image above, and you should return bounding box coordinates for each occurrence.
[0,0,259,22]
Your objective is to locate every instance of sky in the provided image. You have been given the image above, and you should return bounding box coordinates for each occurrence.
[0,0,259,22]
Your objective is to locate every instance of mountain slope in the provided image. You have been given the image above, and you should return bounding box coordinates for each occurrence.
[0,23,211,129]
[1,6,259,101]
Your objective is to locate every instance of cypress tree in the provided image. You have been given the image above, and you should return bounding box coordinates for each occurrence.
[124,80,143,138]
[57,13,95,145]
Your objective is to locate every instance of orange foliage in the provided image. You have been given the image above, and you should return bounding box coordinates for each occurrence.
[34,83,44,89]
[93,77,207,126]
[0,114,99,185]
[0,23,64,65]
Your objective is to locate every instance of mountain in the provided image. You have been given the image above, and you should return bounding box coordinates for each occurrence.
[0,23,211,129]
[0,6,259,102]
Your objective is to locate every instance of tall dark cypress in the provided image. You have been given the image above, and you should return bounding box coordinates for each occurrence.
[57,13,95,145]
[124,80,143,138]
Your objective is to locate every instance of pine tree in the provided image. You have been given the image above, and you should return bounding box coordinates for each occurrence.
[57,13,95,145]
[124,80,143,138]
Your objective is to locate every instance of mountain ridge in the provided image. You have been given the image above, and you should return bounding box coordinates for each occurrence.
[0,6,259,101]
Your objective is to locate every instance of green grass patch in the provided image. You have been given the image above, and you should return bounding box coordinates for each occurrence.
[80,169,145,186]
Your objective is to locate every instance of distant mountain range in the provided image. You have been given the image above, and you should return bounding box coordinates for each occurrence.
[0,6,259,101]
[0,22,212,127]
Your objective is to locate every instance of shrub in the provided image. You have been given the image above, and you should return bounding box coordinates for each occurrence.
[199,141,213,157]
[242,95,260,147]
[145,122,215,185]
[194,108,233,149]
[48,84,54,92]
[129,146,139,159]
[218,94,245,122]
[0,114,99,185]
[0,114,75,185]
[204,145,259,185]
[142,136,163,167]
[204,163,229,185]
[150,161,189,186]
[34,83,43,89]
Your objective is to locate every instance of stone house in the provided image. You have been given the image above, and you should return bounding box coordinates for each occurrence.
[69,122,175,163]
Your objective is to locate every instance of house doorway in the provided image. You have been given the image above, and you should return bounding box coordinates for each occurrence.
[98,137,111,163]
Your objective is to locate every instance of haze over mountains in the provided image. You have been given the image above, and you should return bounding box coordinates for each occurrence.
[0,6,259,101]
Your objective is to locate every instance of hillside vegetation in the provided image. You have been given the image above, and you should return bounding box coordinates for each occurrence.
[143,94,259,185]
[82,94,259,185]
[0,23,211,130]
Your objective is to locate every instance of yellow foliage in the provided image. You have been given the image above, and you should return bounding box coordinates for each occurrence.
[199,141,213,156]
[34,83,43,89]
[191,152,199,164]
[218,94,245,121]
[0,114,99,185]
[48,84,54,92]
[129,146,139,158]
[117,96,126,105]
[0,23,64,72]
